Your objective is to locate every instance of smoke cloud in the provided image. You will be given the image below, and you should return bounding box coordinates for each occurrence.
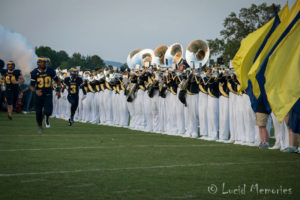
[0,24,37,76]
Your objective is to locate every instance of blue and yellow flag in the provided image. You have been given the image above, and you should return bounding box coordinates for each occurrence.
[232,4,288,112]
[231,7,282,91]
[256,0,300,121]
[248,4,290,100]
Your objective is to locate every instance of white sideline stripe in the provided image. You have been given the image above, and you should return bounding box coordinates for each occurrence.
[0,161,298,177]
[66,183,94,188]
[0,144,223,152]
[0,134,156,137]
[112,189,145,193]
[167,194,195,199]
[20,178,46,183]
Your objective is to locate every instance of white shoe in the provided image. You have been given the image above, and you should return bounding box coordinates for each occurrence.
[240,141,248,146]
[206,137,217,141]
[45,120,50,128]
[182,134,190,138]
[269,145,281,150]
[246,142,256,147]
[281,146,297,153]
[200,136,209,140]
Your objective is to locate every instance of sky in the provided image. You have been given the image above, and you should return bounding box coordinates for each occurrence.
[0,0,295,63]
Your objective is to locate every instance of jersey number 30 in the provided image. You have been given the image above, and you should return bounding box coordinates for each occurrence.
[37,76,51,88]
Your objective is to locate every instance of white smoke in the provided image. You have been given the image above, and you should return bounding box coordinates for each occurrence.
[0,24,37,76]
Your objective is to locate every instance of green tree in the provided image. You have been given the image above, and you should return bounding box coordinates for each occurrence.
[68,53,85,69]
[85,55,106,70]
[35,46,70,68]
[208,3,280,64]
[35,46,56,66]
[35,46,107,70]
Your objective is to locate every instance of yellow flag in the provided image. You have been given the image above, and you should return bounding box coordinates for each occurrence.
[232,16,276,91]
[264,3,300,122]
[248,4,293,98]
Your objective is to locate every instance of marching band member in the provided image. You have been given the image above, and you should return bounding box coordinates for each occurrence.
[198,70,209,139]
[206,69,219,141]
[218,69,230,142]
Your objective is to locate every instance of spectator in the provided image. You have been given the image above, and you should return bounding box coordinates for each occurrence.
[282,99,300,153]
[255,98,270,149]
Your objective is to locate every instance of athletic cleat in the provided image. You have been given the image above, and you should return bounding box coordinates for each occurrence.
[281,146,297,153]
[68,119,72,126]
[38,126,43,134]
[8,115,12,120]
[45,119,50,128]
[258,142,269,149]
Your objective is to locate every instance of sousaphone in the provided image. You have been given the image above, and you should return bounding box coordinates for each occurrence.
[185,40,210,69]
[164,43,183,67]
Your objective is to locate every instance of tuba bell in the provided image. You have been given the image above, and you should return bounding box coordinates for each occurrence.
[127,49,142,69]
[164,43,183,67]
[127,49,154,69]
[185,40,210,69]
[153,45,168,66]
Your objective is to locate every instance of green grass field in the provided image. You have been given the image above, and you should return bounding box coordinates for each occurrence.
[0,112,299,200]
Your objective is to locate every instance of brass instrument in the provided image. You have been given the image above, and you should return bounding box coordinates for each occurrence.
[127,83,137,102]
[153,45,168,66]
[164,43,183,67]
[185,40,210,69]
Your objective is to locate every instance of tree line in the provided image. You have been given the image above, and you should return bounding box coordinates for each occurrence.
[35,46,130,71]
[35,46,106,70]
[208,3,280,64]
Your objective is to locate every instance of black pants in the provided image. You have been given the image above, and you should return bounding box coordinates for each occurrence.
[67,95,79,118]
[35,93,53,126]
[5,88,19,107]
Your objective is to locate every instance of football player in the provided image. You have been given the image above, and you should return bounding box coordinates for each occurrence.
[1,61,24,119]
[63,68,85,126]
[30,57,61,133]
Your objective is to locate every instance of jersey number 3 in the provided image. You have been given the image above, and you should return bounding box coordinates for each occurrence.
[70,85,76,94]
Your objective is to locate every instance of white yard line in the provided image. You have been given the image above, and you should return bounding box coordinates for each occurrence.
[0,144,223,152]
[167,194,195,199]
[112,189,145,193]
[66,183,95,188]
[0,134,156,137]
[0,161,298,177]
[20,178,46,183]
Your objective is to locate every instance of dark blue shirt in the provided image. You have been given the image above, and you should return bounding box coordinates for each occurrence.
[30,67,58,95]
[64,77,83,96]
[1,69,21,90]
